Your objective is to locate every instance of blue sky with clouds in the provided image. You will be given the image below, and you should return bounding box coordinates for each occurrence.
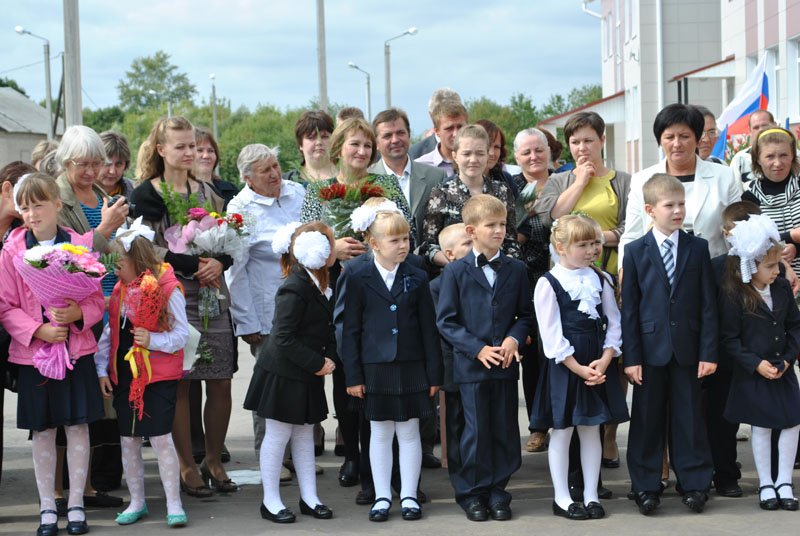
[2,0,602,136]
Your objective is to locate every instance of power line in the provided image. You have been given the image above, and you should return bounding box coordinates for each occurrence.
[82,87,98,108]
[0,53,62,76]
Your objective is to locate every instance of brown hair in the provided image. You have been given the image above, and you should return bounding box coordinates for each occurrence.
[31,140,59,167]
[372,108,410,132]
[431,100,468,128]
[540,128,564,166]
[0,161,36,186]
[475,119,507,174]
[15,172,60,207]
[280,221,334,292]
[462,194,506,226]
[642,173,685,206]
[564,112,605,143]
[194,126,221,179]
[453,124,490,155]
[137,116,195,183]
[721,201,761,231]
[294,110,335,165]
[336,107,365,123]
[109,236,172,330]
[722,243,783,314]
[328,117,379,168]
[100,130,131,171]
[750,127,800,179]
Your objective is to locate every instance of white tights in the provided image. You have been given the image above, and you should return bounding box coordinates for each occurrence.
[752,425,800,500]
[259,419,321,514]
[548,425,602,510]
[120,434,183,516]
[369,419,421,511]
[32,425,90,524]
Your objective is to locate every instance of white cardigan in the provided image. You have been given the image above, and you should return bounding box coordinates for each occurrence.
[618,155,743,269]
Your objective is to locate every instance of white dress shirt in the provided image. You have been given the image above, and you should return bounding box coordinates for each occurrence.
[415,144,454,177]
[305,269,333,299]
[383,157,412,204]
[374,259,399,291]
[652,227,680,265]
[473,248,500,287]
[533,263,622,364]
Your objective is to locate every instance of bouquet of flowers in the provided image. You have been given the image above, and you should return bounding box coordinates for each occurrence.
[515,181,540,226]
[121,269,164,432]
[13,243,107,380]
[314,179,387,238]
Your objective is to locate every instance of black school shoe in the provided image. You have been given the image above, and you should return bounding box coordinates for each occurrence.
[633,491,660,515]
[776,483,799,511]
[715,482,743,497]
[464,500,489,522]
[489,502,511,521]
[65,506,88,535]
[260,503,295,523]
[356,489,375,505]
[401,497,422,520]
[369,498,391,522]
[36,510,58,536]
[682,491,708,513]
[552,501,589,520]
[338,459,359,487]
[585,501,605,519]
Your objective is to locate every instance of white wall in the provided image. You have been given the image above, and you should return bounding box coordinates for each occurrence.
[0,132,44,165]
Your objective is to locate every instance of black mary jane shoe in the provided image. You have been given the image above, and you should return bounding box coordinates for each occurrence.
[369,498,391,522]
[37,509,59,536]
[585,501,605,519]
[338,459,359,487]
[65,507,88,535]
[465,500,489,522]
[776,483,799,511]
[759,485,779,510]
[552,501,589,520]
[299,499,333,519]
[489,502,512,521]
[260,503,295,524]
[400,497,422,521]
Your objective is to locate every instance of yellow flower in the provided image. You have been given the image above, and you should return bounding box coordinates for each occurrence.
[209,212,221,219]
[60,244,90,256]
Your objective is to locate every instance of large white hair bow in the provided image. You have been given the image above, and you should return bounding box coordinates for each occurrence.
[118,217,156,251]
[12,173,32,213]
[293,231,331,270]
[726,214,781,283]
[272,221,303,255]
[350,200,401,233]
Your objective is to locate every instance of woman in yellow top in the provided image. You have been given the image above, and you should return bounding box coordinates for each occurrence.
[534,112,631,276]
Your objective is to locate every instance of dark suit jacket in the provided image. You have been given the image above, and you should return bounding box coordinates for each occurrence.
[436,251,534,383]
[408,133,438,160]
[256,266,336,382]
[335,255,443,388]
[429,276,456,392]
[621,230,718,368]
[369,158,447,245]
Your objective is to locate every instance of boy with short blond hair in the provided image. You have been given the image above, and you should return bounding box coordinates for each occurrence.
[436,195,533,521]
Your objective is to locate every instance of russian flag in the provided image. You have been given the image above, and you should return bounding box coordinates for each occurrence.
[712,55,769,159]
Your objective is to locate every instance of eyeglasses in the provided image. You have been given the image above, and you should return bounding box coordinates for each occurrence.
[70,160,107,171]
[701,129,720,139]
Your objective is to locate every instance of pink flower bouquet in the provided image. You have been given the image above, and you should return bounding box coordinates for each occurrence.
[14,243,107,380]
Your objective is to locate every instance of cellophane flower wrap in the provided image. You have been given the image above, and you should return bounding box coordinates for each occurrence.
[313,178,387,238]
[121,269,164,433]
[13,243,107,380]
[515,181,539,226]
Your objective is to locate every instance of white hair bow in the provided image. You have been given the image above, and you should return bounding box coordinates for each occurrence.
[726,214,781,283]
[12,173,32,214]
[118,216,156,251]
[272,221,303,255]
[349,200,401,233]
[293,231,330,270]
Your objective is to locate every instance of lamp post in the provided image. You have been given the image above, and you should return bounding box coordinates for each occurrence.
[210,73,218,140]
[348,62,371,121]
[384,27,417,108]
[15,25,54,139]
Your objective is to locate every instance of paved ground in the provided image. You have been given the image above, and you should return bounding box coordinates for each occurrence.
[2,341,799,535]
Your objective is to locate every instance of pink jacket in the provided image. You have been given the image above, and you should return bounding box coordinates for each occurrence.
[0,227,105,366]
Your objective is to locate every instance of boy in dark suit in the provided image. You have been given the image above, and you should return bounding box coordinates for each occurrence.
[622,173,718,515]
[436,195,534,521]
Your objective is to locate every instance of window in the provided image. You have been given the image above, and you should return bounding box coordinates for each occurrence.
[767,47,781,120]
[630,0,637,38]
[789,37,800,120]
[602,15,607,60]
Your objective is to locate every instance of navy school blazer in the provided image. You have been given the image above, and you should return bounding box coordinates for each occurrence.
[621,229,718,368]
[435,250,534,384]
[335,253,443,388]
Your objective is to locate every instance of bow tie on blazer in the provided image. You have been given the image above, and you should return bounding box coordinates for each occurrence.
[477,253,502,272]
[464,251,513,294]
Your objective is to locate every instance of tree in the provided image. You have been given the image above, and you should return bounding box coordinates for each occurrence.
[0,76,27,96]
[117,51,197,112]
[83,105,125,134]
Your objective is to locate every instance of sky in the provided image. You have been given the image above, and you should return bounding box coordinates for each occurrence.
[1,0,602,137]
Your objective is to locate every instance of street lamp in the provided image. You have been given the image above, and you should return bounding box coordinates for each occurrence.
[210,73,218,141]
[347,62,371,121]
[15,25,54,140]
[384,27,417,108]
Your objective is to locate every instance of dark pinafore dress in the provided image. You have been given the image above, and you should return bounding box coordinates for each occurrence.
[530,270,629,430]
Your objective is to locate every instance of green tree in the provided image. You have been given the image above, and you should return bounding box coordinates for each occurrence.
[83,105,125,133]
[117,51,197,112]
[0,76,27,96]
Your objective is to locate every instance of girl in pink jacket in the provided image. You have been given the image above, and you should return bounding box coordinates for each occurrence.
[0,173,105,536]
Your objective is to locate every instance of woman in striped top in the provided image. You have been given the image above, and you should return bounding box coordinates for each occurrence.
[742,127,800,273]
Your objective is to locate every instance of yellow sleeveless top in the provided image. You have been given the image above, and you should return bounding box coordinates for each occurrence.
[572,170,619,274]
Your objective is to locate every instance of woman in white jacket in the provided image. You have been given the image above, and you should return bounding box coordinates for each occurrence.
[619,103,742,269]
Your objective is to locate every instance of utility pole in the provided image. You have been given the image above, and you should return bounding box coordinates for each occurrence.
[63,0,82,126]
[316,0,328,111]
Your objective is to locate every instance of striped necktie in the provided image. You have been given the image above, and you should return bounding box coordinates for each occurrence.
[661,238,675,286]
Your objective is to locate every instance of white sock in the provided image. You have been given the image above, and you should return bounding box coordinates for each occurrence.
[752,426,776,500]
[149,433,184,516]
[290,424,322,507]
[120,436,146,513]
[548,427,574,510]
[577,425,602,505]
[63,424,90,522]
[395,419,422,509]
[32,428,58,525]
[260,419,292,514]
[369,420,395,511]
[776,425,800,500]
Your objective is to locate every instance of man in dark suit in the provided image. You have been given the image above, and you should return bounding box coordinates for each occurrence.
[408,88,462,160]
[370,108,447,248]
[621,173,718,515]
[436,195,533,521]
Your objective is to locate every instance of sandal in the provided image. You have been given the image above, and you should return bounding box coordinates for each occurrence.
[200,460,238,493]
